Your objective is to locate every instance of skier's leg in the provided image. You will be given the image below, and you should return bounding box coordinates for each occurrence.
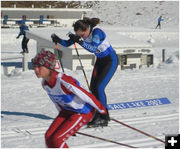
[22,37,26,53]
[156,23,160,29]
[90,62,99,98]
[88,60,104,125]
[89,51,118,127]
[24,38,29,53]
[50,110,94,148]
[92,52,118,108]
[90,57,111,106]
[45,112,66,147]
[98,52,118,107]
[155,24,158,29]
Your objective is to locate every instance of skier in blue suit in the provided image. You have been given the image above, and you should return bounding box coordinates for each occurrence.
[155,16,163,29]
[16,20,29,53]
[51,17,118,127]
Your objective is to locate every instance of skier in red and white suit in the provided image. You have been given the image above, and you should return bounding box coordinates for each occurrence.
[32,51,107,148]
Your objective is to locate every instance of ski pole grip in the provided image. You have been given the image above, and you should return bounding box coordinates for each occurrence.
[56,44,58,50]
[74,43,77,49]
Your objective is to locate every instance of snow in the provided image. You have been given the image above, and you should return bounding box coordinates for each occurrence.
[84,1,179,29]
[1,1,179,148]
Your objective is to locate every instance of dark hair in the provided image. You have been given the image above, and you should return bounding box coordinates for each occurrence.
[73,17,100,32]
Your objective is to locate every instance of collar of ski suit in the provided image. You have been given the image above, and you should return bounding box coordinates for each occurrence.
[44,71,59,88]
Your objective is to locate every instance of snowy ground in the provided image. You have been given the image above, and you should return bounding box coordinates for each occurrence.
[1,25,179,148]
[1,1,179,148]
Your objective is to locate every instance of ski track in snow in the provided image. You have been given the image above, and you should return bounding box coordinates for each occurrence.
[1,107,178,148]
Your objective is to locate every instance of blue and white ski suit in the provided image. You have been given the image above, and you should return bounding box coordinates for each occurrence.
[57,26,118,108]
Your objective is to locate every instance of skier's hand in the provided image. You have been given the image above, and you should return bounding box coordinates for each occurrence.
[98,106,107,115]
[16,36,19,39]
[68,34,83,44]
[51,33,62,44]
[100,112,110,121]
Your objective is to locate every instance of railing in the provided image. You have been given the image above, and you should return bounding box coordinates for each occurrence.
[1,53,28,72]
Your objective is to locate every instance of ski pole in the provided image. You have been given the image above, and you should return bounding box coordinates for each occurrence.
[73,43,90,90]
[55,43,64,73]
[111,118,165,144]
[76,132,137,148]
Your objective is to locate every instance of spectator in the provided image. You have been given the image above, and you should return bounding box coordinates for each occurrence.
[155,16,163,29]
[16,20,29,53]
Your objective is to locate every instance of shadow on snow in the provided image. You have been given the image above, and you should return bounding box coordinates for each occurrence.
[1,111,54,120]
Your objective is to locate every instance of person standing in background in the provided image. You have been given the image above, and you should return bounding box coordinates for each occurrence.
[155,16,163,29]
[16,20,29,53]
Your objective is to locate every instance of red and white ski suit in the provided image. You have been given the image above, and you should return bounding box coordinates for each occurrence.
[42,71,107,148]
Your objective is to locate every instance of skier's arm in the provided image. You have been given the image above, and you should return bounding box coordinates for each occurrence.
[61,74,107,114]
[17,30,23,38]
[61,39,74,47]
[79,29,105,53]
[17,26,29,38]
[51,33,74,47]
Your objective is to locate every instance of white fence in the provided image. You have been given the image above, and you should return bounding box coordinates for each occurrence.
[25,30,154,71]
[1,54,28,75]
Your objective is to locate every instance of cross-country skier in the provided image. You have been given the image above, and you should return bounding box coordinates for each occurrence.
[31,50,107,148]
[51,17,118,127]
[16,20,29,53]
[155,16,163,29]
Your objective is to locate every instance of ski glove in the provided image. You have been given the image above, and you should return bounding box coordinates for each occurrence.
[68,34,83,44]
[16,36,20,39]
[100,109,110,120]
[51,33,62,44]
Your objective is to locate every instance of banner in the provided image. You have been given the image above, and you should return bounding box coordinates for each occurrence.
[107,97,171,110]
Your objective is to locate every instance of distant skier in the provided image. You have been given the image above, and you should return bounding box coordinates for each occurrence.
[51,17,118,128]
[155,16,163,29]
[31,51,107,148]
[16,20,29,53]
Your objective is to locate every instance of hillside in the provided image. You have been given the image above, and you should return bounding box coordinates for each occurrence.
[1,1,82,8]
[2,1,179,29]
[83,1,179,28]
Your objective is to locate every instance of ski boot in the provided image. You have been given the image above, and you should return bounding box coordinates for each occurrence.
[87,110,110,128]
[20,51,24,54]
[87,112,100,128]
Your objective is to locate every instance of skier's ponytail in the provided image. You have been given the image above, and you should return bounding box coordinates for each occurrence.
[73,17,100,32]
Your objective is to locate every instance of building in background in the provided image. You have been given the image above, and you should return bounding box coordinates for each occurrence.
[25,29,154,70]
[1,7,92,28]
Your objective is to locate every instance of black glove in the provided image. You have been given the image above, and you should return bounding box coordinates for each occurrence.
[51,33,62,44]
[16,36,19,39]
[68,34,82,44]
[100,109,110,121]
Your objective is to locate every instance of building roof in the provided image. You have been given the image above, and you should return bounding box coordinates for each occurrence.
[1,7,92,19]
[1,7,92,12]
